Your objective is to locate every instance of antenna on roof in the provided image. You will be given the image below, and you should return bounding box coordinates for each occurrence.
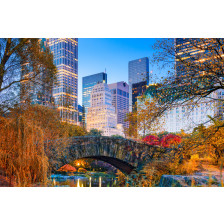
[105,68,106,73]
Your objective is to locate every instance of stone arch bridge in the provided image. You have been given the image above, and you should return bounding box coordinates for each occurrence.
[51,136,163,174]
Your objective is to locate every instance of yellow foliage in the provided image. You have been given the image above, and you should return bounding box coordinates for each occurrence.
[191,154,200,161]
[0,104,84,186]
[180,158,200,175]
[0,113,48,186]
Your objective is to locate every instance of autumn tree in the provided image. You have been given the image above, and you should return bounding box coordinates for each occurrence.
[160,134,182,148]
[136,94,166,137]
[87,129,103,136]
[0,106,50,186]
[182,119,224,164]
[0,103,89,186]
[125,88,166,139]
[0,38,57,114]
[60,122,87,137]
[0,38,60,186]
[125,111,137,139]
[151,38,224,126]
[142,135,160,146]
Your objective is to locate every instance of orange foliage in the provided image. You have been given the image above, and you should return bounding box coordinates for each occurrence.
[57,164,77,172]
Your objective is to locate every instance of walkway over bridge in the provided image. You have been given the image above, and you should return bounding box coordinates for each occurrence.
[52,136,162,174]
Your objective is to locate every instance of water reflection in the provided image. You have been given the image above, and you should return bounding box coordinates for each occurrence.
[77,178,80,187]
[50,173,118,187]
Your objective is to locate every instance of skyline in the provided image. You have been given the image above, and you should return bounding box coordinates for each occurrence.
[78,38,166,105]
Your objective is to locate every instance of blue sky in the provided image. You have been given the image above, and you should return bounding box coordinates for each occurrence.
[78,38,166,105]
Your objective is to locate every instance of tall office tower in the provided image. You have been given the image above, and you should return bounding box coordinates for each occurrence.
[78,104,83,127]
[46,38,78,124]
[132,80,147,111]
[175,38,203,78]
[175,38,223,78]
[128,57,149,112]
[82,72,107,122]
[20,39,54,107]
[108,81,129,130]
[87,82,124,137]
[175,38,224,119]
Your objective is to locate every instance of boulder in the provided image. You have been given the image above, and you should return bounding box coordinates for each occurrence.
[159,174,219,187]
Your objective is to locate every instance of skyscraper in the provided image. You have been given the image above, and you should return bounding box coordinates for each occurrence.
[132,80,147,111]
[108,81,129,130]
[175,38,222,79]
[82,72,107,123]
[87,82,124,137]
[128,57,149,111]
[77,104,84,127]
[20,38,54,108]
[46,38,78,124]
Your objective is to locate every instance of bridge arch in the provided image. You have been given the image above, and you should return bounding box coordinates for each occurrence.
[79,156,136,174]
[52,136,159,174]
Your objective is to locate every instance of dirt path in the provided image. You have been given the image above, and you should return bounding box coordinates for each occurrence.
[201,164,224,184]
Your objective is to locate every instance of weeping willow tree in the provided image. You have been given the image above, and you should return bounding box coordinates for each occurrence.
[0,104,88,186]
[0,113,48,187]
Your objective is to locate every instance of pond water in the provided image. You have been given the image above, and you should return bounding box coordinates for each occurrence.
[50,172,119,187]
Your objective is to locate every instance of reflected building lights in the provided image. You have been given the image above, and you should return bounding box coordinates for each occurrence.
[77,178,80,187]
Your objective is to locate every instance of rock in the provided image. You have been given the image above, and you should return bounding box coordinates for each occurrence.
[159,174,219,187]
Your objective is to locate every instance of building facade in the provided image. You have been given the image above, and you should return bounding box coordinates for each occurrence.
[82,72,107,123]
[128,57,149,112]
[162,97,218,133]
[108,81,129,130]
[132,80,147,111]
[77,104,84,127]
[21,38,54,107]
[46,38,78,124]
[138,84,224,135]
[87,82,124,137]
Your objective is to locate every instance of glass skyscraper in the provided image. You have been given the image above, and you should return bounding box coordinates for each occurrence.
[78,104,84,126]
[128,57,149,112]
[108,81,129,130]
[82,72,107,123]
[175,38,219,78]
[46,38,78,124]
[132,80,147,111]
